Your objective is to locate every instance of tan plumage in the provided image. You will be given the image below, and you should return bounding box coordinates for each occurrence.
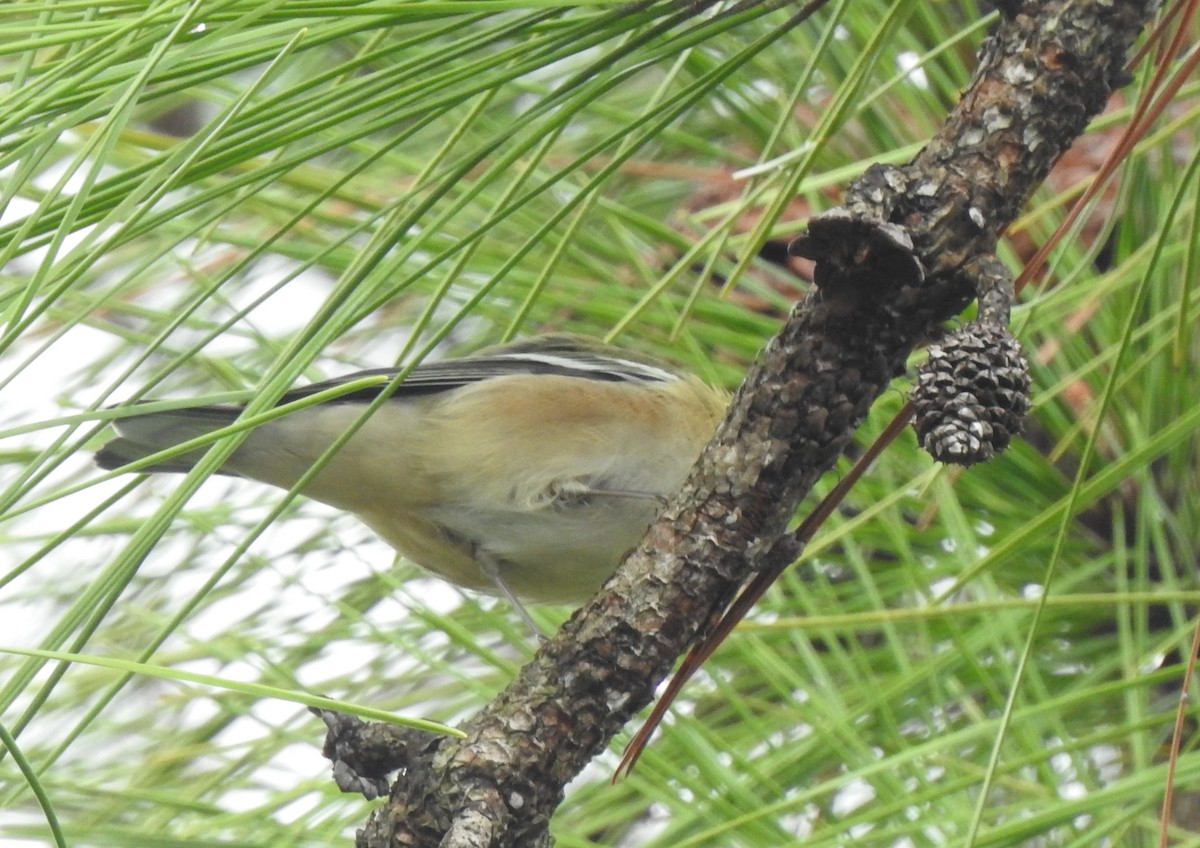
[97,336,728,608]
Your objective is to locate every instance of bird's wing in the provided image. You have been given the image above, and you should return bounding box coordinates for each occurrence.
[280,335,680,404]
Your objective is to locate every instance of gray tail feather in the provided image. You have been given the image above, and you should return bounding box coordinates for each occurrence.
[95,406,242,473]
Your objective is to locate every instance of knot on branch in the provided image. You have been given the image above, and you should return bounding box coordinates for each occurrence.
[788,208,925,310]
[312,707,442,801]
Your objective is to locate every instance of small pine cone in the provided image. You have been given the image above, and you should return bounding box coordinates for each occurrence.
[912,324,1031,466]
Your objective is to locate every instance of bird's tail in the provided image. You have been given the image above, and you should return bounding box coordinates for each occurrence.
[95,406,242,473]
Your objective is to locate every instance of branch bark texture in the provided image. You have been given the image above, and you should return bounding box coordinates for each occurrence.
[352,0,1156,844]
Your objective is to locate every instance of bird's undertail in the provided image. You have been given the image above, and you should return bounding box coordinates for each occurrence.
[95,406,243,473]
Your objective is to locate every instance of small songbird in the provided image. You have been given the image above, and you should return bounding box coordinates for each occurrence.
[96,335,728,626]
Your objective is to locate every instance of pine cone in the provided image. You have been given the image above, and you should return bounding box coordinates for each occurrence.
[912,324,1031,466]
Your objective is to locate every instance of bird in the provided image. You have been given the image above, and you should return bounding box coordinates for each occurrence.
[96,335,728,627]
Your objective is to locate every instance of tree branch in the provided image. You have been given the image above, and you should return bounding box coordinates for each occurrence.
[341,0,1157,843]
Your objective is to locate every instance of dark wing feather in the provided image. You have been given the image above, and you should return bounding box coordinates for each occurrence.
[278,335,678,405]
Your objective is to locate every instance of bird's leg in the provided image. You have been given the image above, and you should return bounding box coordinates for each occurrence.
[475,550,545,641]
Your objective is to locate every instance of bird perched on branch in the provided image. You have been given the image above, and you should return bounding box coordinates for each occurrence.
[96,335,727,628]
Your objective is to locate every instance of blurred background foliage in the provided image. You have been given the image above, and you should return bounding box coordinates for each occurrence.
[1,1,1199,846]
